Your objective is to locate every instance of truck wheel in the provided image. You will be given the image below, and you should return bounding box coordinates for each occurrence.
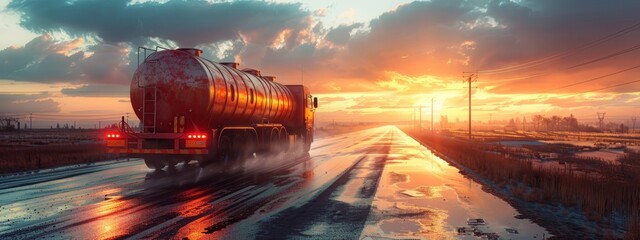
[163,159,180,169]
[144,157,166,170]
[303,131,312,152]
[197,157,212,167]
[242,132,257,160]
[218,134,233,164]
[279,128,289,152]
[270,128,281,154]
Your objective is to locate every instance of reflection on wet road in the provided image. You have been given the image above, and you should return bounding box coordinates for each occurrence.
[0,126,549,239]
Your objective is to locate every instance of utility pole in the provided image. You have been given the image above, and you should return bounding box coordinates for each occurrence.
[419,105,422,131]
[463,72,477,140]
[431,97,434,134]
[632,117,637,133]
[412,108,415,131]
[597,112,606,130]
[29,113,32,129]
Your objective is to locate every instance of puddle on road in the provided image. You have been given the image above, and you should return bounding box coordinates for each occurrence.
[301,222,329,236]
[361,128,551,240]
[379,219,422,234]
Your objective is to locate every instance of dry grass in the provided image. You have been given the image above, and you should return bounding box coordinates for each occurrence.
[0,143,110,174]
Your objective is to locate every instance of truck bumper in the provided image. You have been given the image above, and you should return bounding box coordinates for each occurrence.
[107,148,208,154]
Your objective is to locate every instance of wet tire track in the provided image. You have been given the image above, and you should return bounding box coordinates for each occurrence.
[256,133,393,239]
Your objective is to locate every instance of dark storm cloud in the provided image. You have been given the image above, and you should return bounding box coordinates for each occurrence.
[7,0,312,47]
[0,92,60,113]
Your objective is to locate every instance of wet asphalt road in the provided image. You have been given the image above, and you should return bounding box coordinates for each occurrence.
[0,126,396,239]
[0,126,549,239]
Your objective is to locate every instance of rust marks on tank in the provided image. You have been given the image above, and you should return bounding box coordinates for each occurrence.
[130,49,295,132]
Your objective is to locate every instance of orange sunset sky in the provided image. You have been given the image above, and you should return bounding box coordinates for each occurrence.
[1,0,640,128]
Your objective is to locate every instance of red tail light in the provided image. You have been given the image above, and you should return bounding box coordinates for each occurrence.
[187,134,207,139]
[107,134,121,138]
[186,133,207,148]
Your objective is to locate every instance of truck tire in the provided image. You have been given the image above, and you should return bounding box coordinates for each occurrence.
[218,134,233,164]
[303,131,312,152]
[242,131,257,160]
[279,128,289,152]
[144,157,167,170]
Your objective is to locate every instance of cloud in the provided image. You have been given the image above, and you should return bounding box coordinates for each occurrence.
[61,84,129,97]
[318,96,347,104]
[79,43,131,85]
[5,0,640,123]
[8,0,313,47]
[0,92,60,113]
[325,23,363,46]
[347,93,421,110]
[471,0,640,92]
[344,0,479,78]
[0,35,131,84]
[0,35,83,82]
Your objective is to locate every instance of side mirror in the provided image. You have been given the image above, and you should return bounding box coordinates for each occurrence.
[313,97,318,108]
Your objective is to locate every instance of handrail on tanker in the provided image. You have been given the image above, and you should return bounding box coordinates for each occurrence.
[138,46,171,67]
[137,46,172,67]
[137,47,155,67]
[119,117,136,133]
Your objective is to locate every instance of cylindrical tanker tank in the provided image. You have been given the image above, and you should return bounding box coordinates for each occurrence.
[130,49,294,133]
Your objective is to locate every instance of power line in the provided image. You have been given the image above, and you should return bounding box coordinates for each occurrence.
[489,42,640,82]
[32,117,124,121]
[31,113,125,117]
[565,43,640,70]
[585,78,640,93]
[555,78,640,100]
[548,64,640,92]
[478,21,640,74]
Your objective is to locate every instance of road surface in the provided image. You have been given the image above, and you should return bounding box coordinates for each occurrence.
[0,126,549,239]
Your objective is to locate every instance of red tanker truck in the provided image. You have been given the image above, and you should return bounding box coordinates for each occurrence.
[106,48,317,169]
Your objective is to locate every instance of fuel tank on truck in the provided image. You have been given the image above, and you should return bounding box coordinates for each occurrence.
[130,48,294,133]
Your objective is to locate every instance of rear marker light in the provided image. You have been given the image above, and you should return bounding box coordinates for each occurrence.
[187,134,206,139]
[107,134,123,138]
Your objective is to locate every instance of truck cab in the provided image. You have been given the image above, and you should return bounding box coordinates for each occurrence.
[285,85,317,151]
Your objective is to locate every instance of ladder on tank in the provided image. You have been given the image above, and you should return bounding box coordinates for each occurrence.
[141,81,157,133]
[137,46,169,133]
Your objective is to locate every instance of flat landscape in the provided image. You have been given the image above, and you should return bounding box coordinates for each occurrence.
[2,0,640,238]
[0,126,552,239]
